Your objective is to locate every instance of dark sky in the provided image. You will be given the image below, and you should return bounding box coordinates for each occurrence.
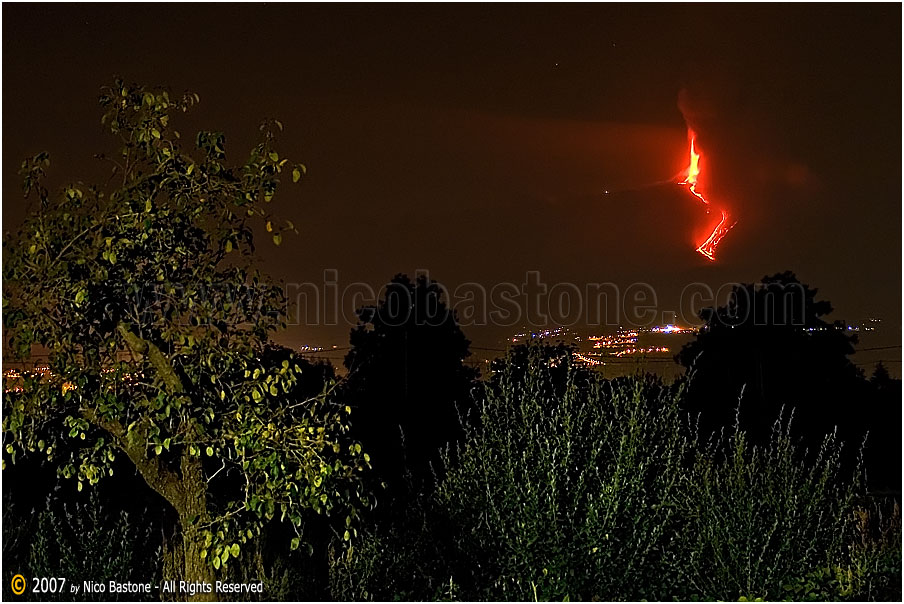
[3,4,901,354]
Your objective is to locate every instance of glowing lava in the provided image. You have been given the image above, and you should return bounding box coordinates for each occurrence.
[678,131,736,261]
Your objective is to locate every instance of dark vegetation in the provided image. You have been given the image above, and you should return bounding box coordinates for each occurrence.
[340,274,478,502]
[3,82,900,601]
[678,272,901,492]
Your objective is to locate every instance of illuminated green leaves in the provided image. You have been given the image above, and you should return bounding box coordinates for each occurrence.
[2,79,369,576]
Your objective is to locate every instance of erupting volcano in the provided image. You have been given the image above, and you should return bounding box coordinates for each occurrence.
[678,131,736,261]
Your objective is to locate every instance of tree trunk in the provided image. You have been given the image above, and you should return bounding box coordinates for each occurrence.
[159,457,217,601]
[113,326,219,601]
[180,456,217,601]
[182,519,217,602]
[161,519,217,602]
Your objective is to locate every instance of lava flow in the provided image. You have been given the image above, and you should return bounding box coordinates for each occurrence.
[678,131,735,261]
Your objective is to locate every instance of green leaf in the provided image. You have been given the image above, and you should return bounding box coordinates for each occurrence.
[230,543,240,557]
[155,445,163,456]
[292,168,301,183]
[213,556,221,570]
[343,530,350,541]
[225,240,233,253]
[290,537,300,550]
[206,446,214,457]
[272,233,282,246]
[268,151,279,162]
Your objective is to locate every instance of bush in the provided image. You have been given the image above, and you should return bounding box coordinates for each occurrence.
[330,343,881,601]
[436,351,689,600]
[329,495,457,601]
[27,489,159,601]
[747,498,901,602]
[673,414,861,600]
[2,492,39,602]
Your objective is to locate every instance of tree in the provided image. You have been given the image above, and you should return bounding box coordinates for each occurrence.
[2,79,369,596]
[676,271,893,482]
[341,274,478,496]
[865,362,902,491]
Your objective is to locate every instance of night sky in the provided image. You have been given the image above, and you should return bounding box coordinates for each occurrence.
[3,4,901,359]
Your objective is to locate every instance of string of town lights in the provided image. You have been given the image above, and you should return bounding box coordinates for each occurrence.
[5,337,895,392]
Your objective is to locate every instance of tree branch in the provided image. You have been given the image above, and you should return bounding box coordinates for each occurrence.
[117,322,185,395]
[80,406,181,505]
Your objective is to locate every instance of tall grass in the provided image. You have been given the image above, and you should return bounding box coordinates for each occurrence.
[27,490,159,601]
[330,343,884,601]
[674,415,860,600]
[435,353,690,600]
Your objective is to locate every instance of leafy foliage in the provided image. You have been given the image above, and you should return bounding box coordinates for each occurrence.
[342,273,478,494]
[2,79,369,581]
[332,343,872,601]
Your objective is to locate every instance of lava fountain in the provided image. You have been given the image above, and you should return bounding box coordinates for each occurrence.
[678,131,736,261]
